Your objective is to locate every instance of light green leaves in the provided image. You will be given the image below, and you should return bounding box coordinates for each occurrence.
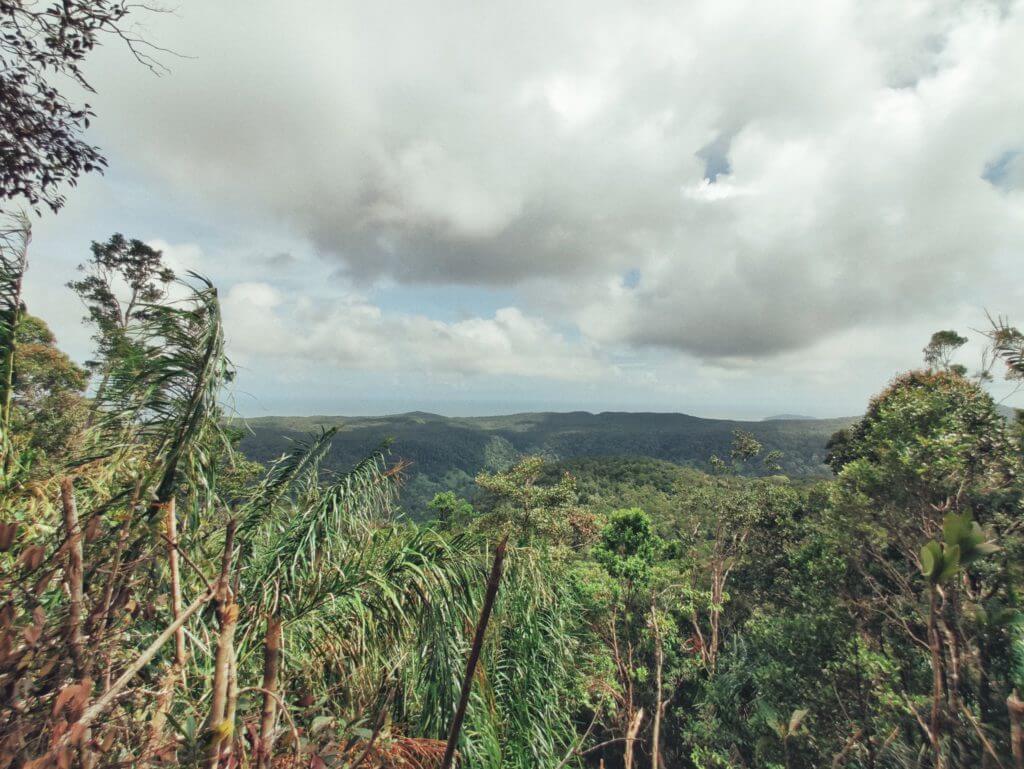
[942,511,1000,565]
[921,511,998,584]
[920,540,959,585]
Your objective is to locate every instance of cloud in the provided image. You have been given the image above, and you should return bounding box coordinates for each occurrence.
[79,0,1024,363]
[221,282,610,382]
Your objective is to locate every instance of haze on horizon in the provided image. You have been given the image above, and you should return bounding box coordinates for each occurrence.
[20,0,1024,420]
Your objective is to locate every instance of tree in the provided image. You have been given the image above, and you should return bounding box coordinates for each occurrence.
[428,490,474,526]
[592,508,664,769]
[923,329,968,374]
[475,456,593,545]
[712,429,785,475]
[8,314,88,466]
[68,233,175,377]
[831,370,1020,767]
[1,1,163,211]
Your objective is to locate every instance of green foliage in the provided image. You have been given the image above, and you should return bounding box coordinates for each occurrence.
[427,490,475,527]
[593,507,662,584]
[8,315,88,468]
[921,511,998,584]
[474,455,590,544]
[67,233,175,375]
[923,328,968,371]
[238,410,853,514]
[4,256,1024,769]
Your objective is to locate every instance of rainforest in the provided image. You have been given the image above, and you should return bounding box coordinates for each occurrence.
[3,1,1024,767]
[1,217,1023,768]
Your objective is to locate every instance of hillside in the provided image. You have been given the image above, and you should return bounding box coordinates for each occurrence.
[237,410,854,514]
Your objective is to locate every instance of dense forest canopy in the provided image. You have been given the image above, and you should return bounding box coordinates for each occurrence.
[0,215,1023,769]
[238,411,854,516]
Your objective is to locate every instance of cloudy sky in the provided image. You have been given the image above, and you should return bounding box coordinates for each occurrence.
[21,0,1024,418]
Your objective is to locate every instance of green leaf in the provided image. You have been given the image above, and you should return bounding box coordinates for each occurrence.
[973,541,1001,556]
[310,716,334,735]
[942,512,971,548]
[788,708,809,735]
[938,544,961,582]
[921,541,942,580]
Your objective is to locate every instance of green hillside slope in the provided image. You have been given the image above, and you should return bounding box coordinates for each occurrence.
[237,411,854,515]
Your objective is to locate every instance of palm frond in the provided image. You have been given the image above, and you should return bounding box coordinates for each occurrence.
[254,442,398,602]
[0,212,31,479]
[94,273,231,514]
[235,426,338,555]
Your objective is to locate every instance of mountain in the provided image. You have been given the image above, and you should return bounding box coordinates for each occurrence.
[237,410,855,516]
[763,413,817,421]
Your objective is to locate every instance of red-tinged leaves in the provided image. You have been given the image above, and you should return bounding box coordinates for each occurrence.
[67,723,88,748]
[22,623,42,646]
[0,631,12,665]
[33,568,56,596]
[98,730,115,753]
[18,545,45,571]
[0,521,17,551]
[51,679,92,721]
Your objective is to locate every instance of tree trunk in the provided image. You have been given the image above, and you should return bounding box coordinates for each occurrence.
[225,648,239,757]
[928,586,945,769]
[709,561,724,674]
[255,614,283,769]
[938,615,961,716]
[60,478,86,678]
[206,520,237,769]
[165,498,187,674]
[144,665,179,765]
[651,604,664,769]
[60,477,95,769]
[1009,690,1024,769]
[624,707,644,769]
[441,536,508,769]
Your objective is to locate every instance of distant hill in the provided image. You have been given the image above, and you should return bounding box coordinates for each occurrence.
[237,410,855,515]
[997,404,1020,421]
[763,414,817,421]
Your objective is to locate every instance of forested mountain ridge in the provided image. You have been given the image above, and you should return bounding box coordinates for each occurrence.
[237,410,855,513]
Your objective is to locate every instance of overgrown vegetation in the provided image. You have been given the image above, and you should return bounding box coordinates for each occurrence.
[1,212,1023,769]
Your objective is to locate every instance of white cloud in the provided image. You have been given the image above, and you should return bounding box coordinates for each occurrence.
[18,0,1024,416]
[221,282,610,382]
[79,0,1023,362]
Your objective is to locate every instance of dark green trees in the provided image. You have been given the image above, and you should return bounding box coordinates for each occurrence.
[831,369,1020,767]
[68,234,175,380]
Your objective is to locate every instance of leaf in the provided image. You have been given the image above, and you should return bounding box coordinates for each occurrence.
[921,541,941,580]
[942,512,971,548]
[938,544,961,583]
[310,716,334,735]
[0,521,17,551]
[788,708,809,735]
[973,541,1001,556]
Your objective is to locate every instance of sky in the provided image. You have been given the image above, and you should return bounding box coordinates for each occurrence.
[19,0,1024,419]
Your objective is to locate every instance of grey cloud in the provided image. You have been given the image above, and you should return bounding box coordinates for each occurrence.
[84,0,1024,360]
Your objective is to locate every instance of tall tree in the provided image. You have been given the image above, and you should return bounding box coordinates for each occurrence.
[923,329,968,374]
[68,234,175,376]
